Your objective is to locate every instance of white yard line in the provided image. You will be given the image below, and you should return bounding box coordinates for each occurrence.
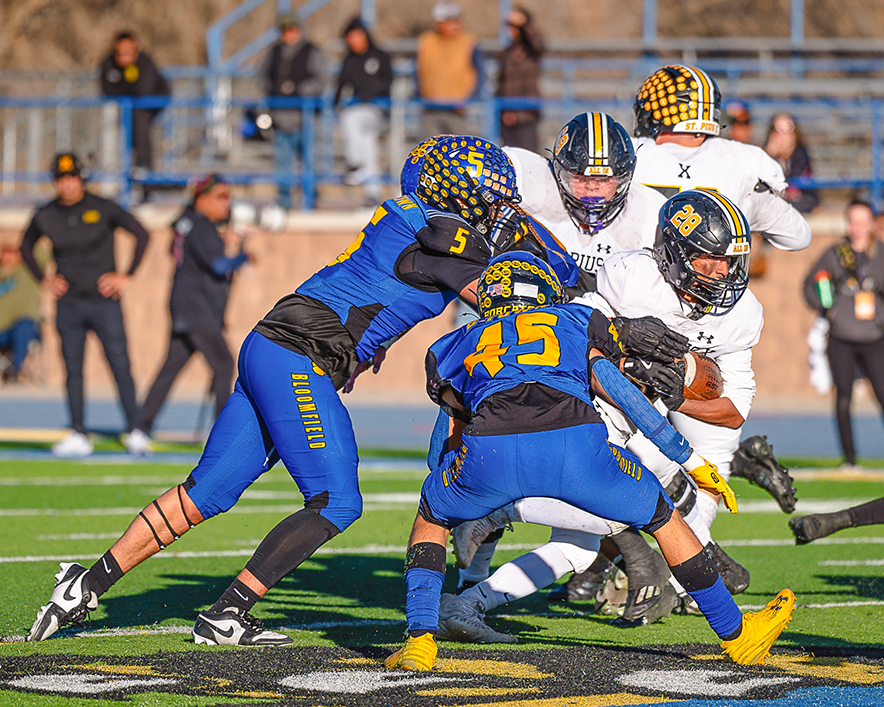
[5,497,883,518]
[4,537,884,564]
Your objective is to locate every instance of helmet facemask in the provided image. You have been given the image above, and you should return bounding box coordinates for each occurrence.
[552,161,632,235]
[658,231,749,315]
[550,113,636,235]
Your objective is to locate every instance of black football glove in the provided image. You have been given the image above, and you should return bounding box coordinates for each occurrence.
[613,316,690,363]
[622,356,686,411]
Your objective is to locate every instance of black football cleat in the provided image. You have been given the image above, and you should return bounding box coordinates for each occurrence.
[731,435,797,513]
[707,542,751,595]
[789,511,852,545]
[192,607,293,646]
[547,554,613,603]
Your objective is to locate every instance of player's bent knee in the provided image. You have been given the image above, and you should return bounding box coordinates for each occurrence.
[640,491,675,534]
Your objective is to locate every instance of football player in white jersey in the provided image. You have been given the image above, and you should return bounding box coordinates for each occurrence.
[438,191,766,642]
[631,64,811,253]
[504,112,665,290]
[631,64,798,518]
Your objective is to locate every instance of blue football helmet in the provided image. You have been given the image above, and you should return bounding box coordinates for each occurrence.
[416,136,520,236]
[477,251,565,319]
[400,135,454,195]
[550,113,636,235]
[654,189,751,316]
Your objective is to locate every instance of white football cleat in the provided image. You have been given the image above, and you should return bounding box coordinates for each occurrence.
[28,562,98,641]
[124,429,152,456]
[51,431,94,458]
[192,607,293,646]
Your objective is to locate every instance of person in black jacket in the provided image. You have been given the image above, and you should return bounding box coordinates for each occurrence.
[259,15,328,210]
[99,32,170,195]
[335,17,393,205]
[19,153,150,458]
[803,200,884,469]
[132,176,251,451]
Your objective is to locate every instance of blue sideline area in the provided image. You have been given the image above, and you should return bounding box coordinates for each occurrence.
[0,395,883,460]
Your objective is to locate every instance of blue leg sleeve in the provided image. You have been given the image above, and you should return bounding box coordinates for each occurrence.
[405,568,445,633]
[592,357,691,465]
[687,577,744,639]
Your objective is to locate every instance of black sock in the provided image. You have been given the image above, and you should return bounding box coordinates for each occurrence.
[848,496,884,527]
[212,578,261,614]
[87,551,125,597]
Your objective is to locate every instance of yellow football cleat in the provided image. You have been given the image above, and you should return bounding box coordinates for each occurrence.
[721,588,796,665]
[385,633,438,671]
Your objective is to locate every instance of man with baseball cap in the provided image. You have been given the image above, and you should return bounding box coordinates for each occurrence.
[132,175,252,450]
[19,153,151,457]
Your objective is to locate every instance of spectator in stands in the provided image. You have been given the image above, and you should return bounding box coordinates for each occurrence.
[133,176,251,451]
[99,31,170,200]
[724,100,754,144]
[416,2,484,139]
[497,7,544,153]
[19,154,150,458]
[803,200,884,470]
[335,17,393,206]
[260,15,329,210]
[765,113,819,214]
[0,241,42,383]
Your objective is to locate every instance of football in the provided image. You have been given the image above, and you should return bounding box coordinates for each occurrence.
[682,350,723,401]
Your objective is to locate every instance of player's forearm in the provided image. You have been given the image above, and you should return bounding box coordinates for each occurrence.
[676,396,744,428]
[590,355,691,465]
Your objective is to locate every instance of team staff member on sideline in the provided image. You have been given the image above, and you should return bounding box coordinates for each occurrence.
[803,200,884,470]
[132,176,252,452]
[26,137,522,647]
[19,154,150,458]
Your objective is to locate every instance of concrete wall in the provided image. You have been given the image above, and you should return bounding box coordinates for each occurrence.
[6,208,851,410]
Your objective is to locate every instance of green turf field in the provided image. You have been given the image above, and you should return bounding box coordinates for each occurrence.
[1,455,883,706]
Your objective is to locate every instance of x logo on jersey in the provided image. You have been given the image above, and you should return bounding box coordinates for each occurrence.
[696,331,714,344]
[678,163,691,179]
[595,244,612,254]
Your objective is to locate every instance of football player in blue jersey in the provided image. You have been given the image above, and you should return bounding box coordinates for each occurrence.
[385,251,795,671]
[27,136,525,646]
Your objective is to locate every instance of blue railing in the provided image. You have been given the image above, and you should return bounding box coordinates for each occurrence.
[1,93,883,213]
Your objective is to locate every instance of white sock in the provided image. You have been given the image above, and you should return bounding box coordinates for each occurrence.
[689,492,719,547]
[513,497,615,534]
[458,536,499,585]
[462,543,577,611]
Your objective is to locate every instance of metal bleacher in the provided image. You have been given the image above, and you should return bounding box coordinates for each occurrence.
[2,0,884,210]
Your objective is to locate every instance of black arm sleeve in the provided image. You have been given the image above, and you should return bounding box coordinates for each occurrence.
[586,308,625,364]
[19,216,46,282]
[110,205,150,275]
[401,248,484,296]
